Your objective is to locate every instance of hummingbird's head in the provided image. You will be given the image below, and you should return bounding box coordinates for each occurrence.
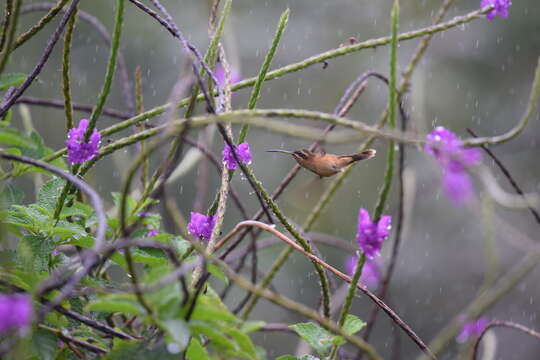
[266,149,314,162]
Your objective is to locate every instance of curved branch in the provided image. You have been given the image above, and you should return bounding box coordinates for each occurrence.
[0,0,81,119]
[15,96,130,119]
[190,237,383,360]
[20,2,134,114]
[213,220,436,359]
[0,152,106,252]
[463,56,540,146]
[473,321,540,360]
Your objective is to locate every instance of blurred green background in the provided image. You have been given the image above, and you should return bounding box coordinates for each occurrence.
[5,0,540,358]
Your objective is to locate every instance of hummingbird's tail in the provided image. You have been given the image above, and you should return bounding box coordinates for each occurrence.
[345,149,377,162]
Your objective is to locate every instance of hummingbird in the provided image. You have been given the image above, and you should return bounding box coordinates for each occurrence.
[267,148,376,178]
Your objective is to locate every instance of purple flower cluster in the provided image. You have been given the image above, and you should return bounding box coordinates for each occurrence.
[66,119,101,164]
[457,317,489,343]
[146,229,159,237]
[480,0,511,20]
[222,142,252,170]
[425,127,482,205]
[345,256,380,290]
[0,294,32,334]
[356,208,391,259]
[187,212,217,241]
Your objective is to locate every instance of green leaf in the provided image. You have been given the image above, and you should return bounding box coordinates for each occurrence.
[50,220,87,239]
[186,338,210,360]
[86,295,145,315]
[227,327,258,359]
[106,338,178,360]
[276,356,320,360]
[0,184,25,207]
[0,128,34,148]
[190,323,237,352]
[0,73,26,90]
[37,178,66,212]
[20,235,55,271]
[289,322,336,357]
[208,263,229,285]
[240,320,266,334]
[159,319,191,352]
[31,329,58,360]
[343,314,366,336]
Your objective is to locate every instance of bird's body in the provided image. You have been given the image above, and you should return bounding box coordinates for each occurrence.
[267,148,376,177]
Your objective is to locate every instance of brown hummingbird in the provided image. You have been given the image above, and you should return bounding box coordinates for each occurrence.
[267,148,376,178]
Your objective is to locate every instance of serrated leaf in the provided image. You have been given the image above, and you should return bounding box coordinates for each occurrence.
[0,73,26,90]
[343,314,366,336]
[20,235,55,271]
[289,322,336,357]
[50,220,87,239]
[37,178,66,212]
[0,184,25,207]
[186,338,210,360]
[31,329,58,360]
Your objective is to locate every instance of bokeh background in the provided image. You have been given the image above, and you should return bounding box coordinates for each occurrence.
[5,0,540,358]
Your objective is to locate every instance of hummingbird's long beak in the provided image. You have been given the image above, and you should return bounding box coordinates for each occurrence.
[266,149,295,155]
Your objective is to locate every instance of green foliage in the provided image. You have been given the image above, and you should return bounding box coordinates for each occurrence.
[276,356,320,360]
[105,338,179,360]
[86,294,146,315]
[289,322,344,358]
[186,338,211,360]
[0,73,26,90]
[31,329,59,360]
[343,314,366,336]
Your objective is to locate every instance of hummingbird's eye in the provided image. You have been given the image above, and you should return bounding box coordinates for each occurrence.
[293,151,308,160]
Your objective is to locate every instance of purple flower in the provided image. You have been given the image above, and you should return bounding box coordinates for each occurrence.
[356,208,391,259]
[480,0,511,21]
[66,119,101,164]
[146,229,159,237]
[52,248,59,257]
[457,317,489,343]
[345,256,380,290]
[222,142,252,170]
[187,212,217,241]
[0,294,32,334]
[425,127,482,205]
[137,212,153,218]
[215,62,241,88]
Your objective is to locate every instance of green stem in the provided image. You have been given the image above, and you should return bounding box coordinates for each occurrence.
[0,0,13,55]
[189,240,382,360]
[13,0,70,51]
[372,0,399,222]
[330,253,366,359]
[234,163,332,319]
[463,56,540,147]
[238,8,289,142]
[53,0,124,219]
[62,4,77,132]
[85,0,124,139]
[0,0,21,74]
[418,245,540,360]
